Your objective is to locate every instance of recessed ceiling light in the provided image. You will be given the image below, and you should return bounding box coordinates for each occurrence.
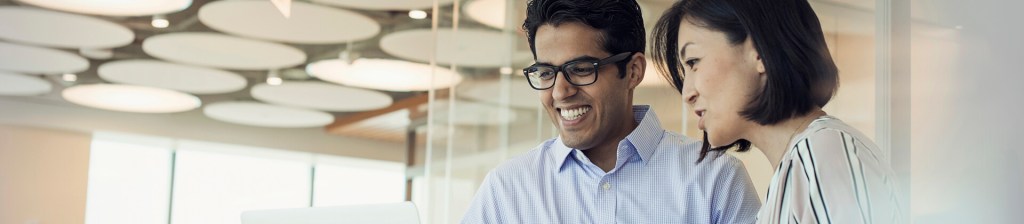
[152,14,169,28]
[62,73,77,82]
[266,70,283,86]
[408,10,427,19]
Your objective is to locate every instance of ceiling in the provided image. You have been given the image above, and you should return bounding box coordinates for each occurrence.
[0,0,883,152]
[0,0,539,142]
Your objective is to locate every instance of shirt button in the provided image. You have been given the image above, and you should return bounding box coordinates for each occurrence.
[602,182,611,190]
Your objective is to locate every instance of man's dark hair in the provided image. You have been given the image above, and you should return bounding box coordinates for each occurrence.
[651,0,839,162]
[523,0,646,77]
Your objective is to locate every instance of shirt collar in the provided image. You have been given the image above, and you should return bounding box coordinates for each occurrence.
[625,105,664,165]
[552,105,665,171]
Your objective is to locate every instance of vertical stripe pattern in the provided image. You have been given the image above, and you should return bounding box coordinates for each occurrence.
[756,116,904,224]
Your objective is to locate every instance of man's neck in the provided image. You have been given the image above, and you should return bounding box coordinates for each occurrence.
[581,117,639,173]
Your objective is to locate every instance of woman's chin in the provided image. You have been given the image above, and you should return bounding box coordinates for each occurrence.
[706,136,732,149]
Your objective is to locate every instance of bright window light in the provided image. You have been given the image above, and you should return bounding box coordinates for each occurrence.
[312,155,405,206]
[85,133,173,224]
[170,141,311,224]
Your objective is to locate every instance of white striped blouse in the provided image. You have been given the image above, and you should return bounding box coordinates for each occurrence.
[756,116,903,224]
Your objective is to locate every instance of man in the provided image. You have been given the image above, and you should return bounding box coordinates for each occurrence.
[461,0,760,223]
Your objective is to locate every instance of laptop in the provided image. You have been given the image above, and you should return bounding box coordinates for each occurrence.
[240,202,420,224]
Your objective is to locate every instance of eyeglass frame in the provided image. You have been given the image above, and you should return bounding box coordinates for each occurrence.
[522,52,635,90]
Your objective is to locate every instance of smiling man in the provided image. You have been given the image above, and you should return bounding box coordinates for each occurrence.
[460,0,760,223]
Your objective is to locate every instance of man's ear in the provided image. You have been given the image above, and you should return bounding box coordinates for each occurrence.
[627,53,646,90]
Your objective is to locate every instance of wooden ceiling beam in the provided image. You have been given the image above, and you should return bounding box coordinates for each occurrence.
[325,89,448,134]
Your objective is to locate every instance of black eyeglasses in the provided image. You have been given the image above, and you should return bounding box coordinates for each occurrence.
[522,52,633,90]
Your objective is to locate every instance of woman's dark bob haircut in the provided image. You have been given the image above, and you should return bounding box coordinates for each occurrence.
[651,0,839,162]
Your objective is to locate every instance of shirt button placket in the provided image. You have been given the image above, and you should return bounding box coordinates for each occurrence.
[597,176,615,224]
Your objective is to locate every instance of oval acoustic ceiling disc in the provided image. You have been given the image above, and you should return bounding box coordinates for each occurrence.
[143,32,306,70]
[199,0,380,44]
[0,6,134,49]
[203,101,335,128]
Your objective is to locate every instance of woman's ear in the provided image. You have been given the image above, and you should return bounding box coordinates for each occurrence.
[744,38,766,74]
[755,54,766,75]
[743,38,768,87]
[627,53,646,90]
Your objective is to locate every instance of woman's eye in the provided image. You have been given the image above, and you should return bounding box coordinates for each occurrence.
[684,58,700,68]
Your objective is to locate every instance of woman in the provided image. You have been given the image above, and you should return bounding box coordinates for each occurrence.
[651,0,902,223]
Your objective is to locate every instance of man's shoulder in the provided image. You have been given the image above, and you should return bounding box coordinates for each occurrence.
[660,130,701,149]
[656,131,746,171]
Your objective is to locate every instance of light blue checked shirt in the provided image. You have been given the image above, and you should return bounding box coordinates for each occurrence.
[462,105,760,224]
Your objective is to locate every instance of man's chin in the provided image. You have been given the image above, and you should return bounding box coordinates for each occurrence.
[559,135,593,150]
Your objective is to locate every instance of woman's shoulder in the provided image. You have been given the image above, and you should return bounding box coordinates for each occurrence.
[781,116,904,223]
[796,116,886,165]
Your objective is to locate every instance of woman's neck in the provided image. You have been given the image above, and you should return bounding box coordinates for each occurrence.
[746,108,827,170]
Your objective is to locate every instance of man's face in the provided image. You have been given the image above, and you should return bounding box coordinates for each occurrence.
[532,22,642,150]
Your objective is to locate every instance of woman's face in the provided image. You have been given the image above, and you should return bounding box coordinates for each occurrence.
[677,18,765,147]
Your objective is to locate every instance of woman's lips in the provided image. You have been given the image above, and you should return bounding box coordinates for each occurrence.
[695,109,706,130]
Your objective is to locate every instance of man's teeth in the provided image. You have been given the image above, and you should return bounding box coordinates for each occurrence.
[560,107,590,121]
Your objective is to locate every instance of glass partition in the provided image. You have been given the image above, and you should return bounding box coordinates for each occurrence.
[411,1,889,223]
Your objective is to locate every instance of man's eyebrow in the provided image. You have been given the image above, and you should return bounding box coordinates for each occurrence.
[566,55,600,63]
[535,55,602,66]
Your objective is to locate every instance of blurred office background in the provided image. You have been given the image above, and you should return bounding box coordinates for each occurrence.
[1,0,1021,223]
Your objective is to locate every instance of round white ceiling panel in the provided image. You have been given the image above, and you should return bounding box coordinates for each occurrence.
[17,0,192,17]
[62,84,201,113]
[464,0,505,29]
[143,32,306,70]
[0,41,88,74]
[0,71,52,96]
[426,99,518,126]
[199,0,380,44]
[0,7,134,49]
[312,0,454,10]
[457,78,541,109]
[250,81,393,112]
[203,101,334,128]
[98,60,248,95]
[380,29,528,67]
[307,58,462,92]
